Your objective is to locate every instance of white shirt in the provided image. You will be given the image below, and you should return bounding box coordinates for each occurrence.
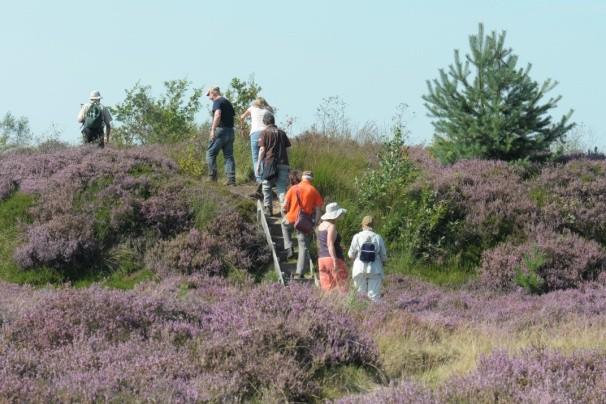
[348,229,387,278]
[248,106,269,133]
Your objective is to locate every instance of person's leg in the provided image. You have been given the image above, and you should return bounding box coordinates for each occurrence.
[206,133,223,181]
[98,129,105,148]
[221,128,236,184]
[353,273,369,296]
[295,230,310,276]
[318,257,334,290]
[334,259,349,293]
[276,164,289,204]
[367,274,383,302]
[281,220,293,255]
[262,178,273,211]
[250,131,262,183]
[81,128,98,145]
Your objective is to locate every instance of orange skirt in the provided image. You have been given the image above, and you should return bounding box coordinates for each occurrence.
[318,257,348,293]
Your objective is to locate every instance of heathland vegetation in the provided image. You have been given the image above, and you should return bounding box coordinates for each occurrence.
[1,25,606,402]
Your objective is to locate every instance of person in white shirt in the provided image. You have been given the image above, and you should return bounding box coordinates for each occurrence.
[240,97,274,187]
[348,216,387,302]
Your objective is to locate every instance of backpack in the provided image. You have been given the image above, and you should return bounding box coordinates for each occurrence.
[83,103,104,130]
[294,190,314,234]
[262,158,278,181]
[359,235,376,263]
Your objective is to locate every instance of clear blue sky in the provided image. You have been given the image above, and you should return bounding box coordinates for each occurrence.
[1,0,605,149]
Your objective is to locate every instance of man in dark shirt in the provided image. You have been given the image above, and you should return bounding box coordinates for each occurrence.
[206,86,236,185]
[256,112,291,215]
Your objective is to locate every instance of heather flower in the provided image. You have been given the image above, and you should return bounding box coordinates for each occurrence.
[535,159,606,243]
[0,279,378,402]
[13,214,99,269]
[478,227,606,292]
[145,211,270,277]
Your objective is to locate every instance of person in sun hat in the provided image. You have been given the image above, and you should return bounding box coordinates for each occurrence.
[206,86,236,185]
[282,170,323,278]
[348,215,387,302]
[316,202,348,292]
[77,90,112,148]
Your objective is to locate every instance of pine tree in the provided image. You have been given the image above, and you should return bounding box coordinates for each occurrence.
[423,23,574,163]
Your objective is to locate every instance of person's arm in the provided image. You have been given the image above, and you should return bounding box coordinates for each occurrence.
[103,108,112,142]
[379,235,388,263]
[282,190,291,213]
[256,146,265,177]
[77,104,87,123]
[315,194,324,224]
[210,109,221,140]
[348,234,358,260]
[105,123,111,142]
[314,207,322,225]
[327,224,338,269]
[239,108,251,125]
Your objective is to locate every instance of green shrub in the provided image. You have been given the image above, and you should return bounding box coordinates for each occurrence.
[514,248,546,294]
[110,79,203,145]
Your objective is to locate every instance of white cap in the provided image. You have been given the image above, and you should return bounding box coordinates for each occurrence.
[89,90,102,100]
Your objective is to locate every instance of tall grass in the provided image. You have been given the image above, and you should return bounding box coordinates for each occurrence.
[288,132,378,202]
[374,315,606,387]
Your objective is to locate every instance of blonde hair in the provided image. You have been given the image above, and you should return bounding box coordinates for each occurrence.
[252,97,273,112]
[361,216,374,228]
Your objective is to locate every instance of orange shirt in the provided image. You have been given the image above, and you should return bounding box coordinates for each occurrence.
[283,180,324,224]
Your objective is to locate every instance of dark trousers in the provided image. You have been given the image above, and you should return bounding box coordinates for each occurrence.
[206,127,235,183]
[82,127,105,148]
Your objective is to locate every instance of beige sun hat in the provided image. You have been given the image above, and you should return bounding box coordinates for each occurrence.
[321,202,347,221]
[89,90,102,100]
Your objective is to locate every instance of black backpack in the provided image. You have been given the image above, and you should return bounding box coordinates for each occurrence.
[83,103,104,130]
[359,236,376,263]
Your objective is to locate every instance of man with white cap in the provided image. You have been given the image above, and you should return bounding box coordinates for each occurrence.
[206,86,236,185]
[282,170,323,279]
[77,90,112,148]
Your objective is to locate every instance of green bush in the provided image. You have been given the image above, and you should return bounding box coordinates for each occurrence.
[514,248,546,294]
[110,79,203,145]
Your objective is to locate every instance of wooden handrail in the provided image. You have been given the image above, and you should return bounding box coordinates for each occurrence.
[256,199,285,285]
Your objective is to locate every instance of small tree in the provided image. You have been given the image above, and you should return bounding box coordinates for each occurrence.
[313,95,351,138]
[356,104,415,210]
[225,76,262,117]
[424,23,574,163]
[111,79,203,145]
[224,76,262,136]
[0,112,33,150]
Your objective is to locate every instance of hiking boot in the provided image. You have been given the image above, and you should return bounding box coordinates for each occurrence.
[255,183,263,199]
[223,180,236,186]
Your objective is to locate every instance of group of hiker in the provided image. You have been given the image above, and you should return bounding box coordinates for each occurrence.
[77,87,387,301]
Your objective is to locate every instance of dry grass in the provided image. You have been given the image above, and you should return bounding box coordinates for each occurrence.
[374,314,606,386]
